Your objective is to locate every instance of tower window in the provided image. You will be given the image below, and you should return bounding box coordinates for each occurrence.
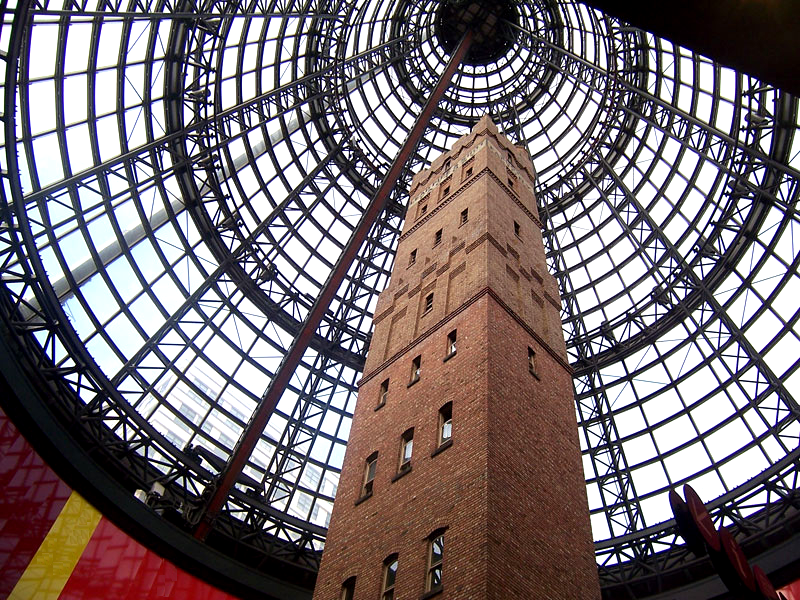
[409,249,417,266]
[377,378,389,408]
[434,229,442,246]
[426,531,445,592]
[341,577,356,600]
[362,452,378,497]
[528,347,538,378]
[508,177,514,188]
[399,428,414,471]
[424,292,434,314]
[460,208,468,225]
[409,355,421,385]
[438,402,452,446]
[514,221,521,237]
[442,185,450,197]
[446,329,457,358]
[419,203,428,219]
[382,555,399,600]
[465,166,473,177]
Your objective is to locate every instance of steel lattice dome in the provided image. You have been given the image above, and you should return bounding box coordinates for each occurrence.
[1,0,799,597]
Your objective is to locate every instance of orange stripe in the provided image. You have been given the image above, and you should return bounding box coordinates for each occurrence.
[8,491,101,600]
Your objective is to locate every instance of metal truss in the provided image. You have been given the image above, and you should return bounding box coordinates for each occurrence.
[1,0,799,594]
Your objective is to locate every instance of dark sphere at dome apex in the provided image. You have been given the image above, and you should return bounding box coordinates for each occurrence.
[435,0,521,64]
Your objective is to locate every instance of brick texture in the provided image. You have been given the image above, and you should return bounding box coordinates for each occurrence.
[313,116,600,600]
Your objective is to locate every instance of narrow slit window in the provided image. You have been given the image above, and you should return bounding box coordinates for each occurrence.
[399,428,414,471]
[434,229,442,246]
[363,452,378,497]
[460,208,468,225]
[424,292,434,314]
[410,355,421,384]
[409,249,417,266]
[439,402,452,446]
[528,347,538,377]
[514,221,521,237]
[446,329,457,357]
[378,378,389,408]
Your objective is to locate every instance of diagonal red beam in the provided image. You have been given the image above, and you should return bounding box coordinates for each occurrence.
[194,29,474,540]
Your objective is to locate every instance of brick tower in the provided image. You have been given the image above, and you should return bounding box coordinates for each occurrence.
[313,116,600,599]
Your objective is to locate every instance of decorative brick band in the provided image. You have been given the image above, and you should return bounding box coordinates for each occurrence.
[359,286,572,386]
[400,168,488,243]
[543,291,561,311]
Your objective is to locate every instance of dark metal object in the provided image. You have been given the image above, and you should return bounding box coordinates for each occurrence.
[193,29,475,540]
[435,0,519,65]
[580,0,800,97]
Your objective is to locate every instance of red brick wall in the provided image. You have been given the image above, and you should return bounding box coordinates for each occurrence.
[485,297,599,599]
[313,117,599,600]
[314,297,492,599]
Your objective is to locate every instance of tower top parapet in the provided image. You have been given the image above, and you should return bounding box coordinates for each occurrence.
[410,115,536,195]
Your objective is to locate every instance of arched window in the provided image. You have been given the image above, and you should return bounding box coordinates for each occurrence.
[528,346,538,377]
[382,554,399,600]
[340,576,356,600]
[426,530,446,592]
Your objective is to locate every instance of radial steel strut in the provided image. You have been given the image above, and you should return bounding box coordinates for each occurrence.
[194,30,475,539]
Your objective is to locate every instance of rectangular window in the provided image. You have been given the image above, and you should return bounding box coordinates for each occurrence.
[514,220,521,237]
[427,533,445,592]
[424,292,434,314]
[446,329,457,357]
[434,229,442,246]
[508,177,515,188]
[409,249,417,266]
[420,204,428,217]
[442,185,450,197]
[465,166,473,177]
[363,452,378,497]
[378,378,389,408]
[399,428,414,471]
[460,208,468,225]
[410,355,421,384]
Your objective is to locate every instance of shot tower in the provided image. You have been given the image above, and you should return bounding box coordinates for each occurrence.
[313,117,600,599]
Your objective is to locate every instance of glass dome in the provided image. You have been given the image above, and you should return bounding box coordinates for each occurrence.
[1,0,798,595]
